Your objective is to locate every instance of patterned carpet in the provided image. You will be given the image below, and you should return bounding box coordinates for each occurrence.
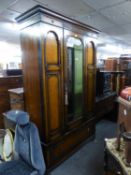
[51,119,117,175]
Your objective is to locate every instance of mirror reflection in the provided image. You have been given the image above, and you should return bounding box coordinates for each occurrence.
[66,37,84,121]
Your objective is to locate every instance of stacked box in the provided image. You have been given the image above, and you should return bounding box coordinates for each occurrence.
[105,58,117,71]
[8,88,24,110]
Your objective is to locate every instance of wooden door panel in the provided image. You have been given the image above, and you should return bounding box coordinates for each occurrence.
[42,24,64,140]
[46,74,61,134]
[46,31,59,65]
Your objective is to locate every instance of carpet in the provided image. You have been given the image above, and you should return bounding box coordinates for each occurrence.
[51,119,117,175]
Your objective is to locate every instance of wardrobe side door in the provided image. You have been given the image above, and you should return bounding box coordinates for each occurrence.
[42,24,64,141]
[85,41,96,114]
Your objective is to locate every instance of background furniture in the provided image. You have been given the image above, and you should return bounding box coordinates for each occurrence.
[104,58,117,71]
[120,57,131,86]
[0,76,23,129]
[16,5,97,169]
[104,138,131,175]
[117,96,131,153]
[96,70,111,96]
[110,71,125,95]
[8,88,24,110]
[95,92,117,121]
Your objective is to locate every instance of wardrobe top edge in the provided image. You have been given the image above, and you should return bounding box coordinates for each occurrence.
[15,5,100,34]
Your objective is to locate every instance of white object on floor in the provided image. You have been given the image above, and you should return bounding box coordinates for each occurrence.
[0,129,14,162]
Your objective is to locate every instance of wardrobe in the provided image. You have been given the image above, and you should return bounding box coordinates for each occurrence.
[16,5,98,169]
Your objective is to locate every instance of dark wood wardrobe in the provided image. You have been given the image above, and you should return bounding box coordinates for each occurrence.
[16,5,98,170]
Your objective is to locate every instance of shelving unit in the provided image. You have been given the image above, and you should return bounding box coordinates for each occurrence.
[100,70,125,95]
[0,76,23,128]
[95,60,125,120]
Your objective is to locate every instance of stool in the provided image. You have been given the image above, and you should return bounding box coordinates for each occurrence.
[104,138,131,175]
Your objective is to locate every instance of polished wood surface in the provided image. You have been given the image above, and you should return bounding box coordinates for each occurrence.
[46,32,59,64]
[20,25,44,139]
[0,76,23,128]
[45,120,95,168]
[17,5,97,169]
[86,41,96,113]
[42,24,64,141]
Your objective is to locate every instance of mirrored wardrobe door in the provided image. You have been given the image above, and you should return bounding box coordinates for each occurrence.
[65,36,84,122]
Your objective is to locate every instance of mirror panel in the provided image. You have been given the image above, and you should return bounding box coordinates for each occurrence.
[66,37,83,121]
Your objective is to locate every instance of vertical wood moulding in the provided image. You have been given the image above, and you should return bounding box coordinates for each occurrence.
[41,27,49,142]
[86,41,96,112]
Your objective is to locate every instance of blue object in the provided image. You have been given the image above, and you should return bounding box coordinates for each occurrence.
[3,110,29,125]
[0,111,46,175]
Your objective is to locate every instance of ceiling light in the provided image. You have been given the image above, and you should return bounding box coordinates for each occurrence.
[2,21,20,31]
[87,32,98,39]
[12,23,20,30]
